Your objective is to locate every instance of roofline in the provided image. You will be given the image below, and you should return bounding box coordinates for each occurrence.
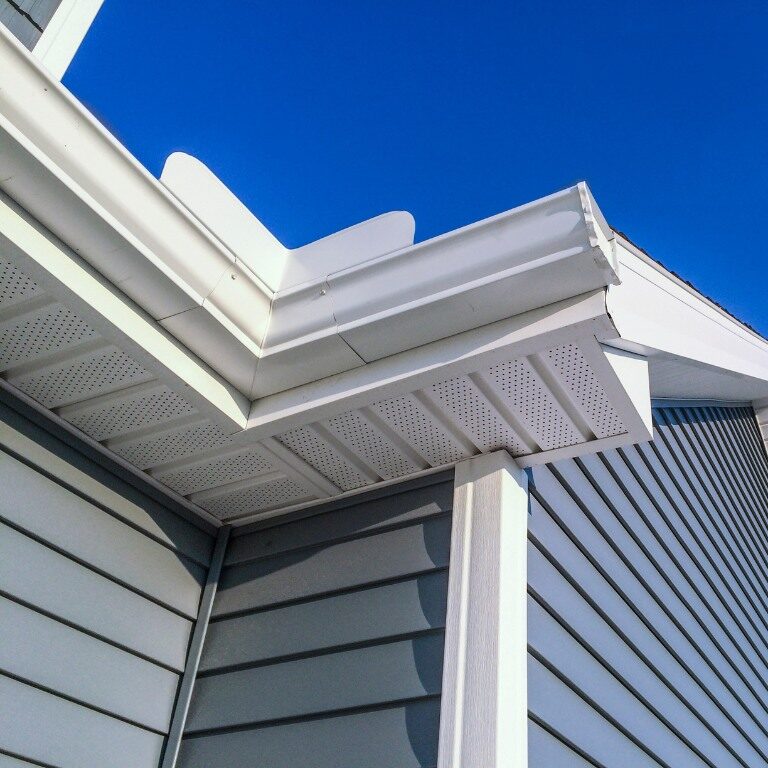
[614,231,767,345]
[0,28,622,413]
[0,23,274,347]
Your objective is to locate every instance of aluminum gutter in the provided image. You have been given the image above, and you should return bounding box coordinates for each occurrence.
[165,154,620,398]
[0,25,622,412]
[0,24,272,388]
[263,183,618,369]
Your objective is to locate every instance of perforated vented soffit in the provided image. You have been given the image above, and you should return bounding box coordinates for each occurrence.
[0,247,654,524]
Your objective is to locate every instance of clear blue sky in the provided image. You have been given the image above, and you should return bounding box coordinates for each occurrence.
[65,1,768,334]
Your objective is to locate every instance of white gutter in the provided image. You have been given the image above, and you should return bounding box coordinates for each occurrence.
[0,25,623,421]
[0,24,273,394]
[164,154,620,398]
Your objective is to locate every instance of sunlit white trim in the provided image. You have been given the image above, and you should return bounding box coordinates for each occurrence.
[32,0,104,79]
[438,451,529,768]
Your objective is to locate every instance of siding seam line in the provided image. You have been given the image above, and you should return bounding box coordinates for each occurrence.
[529,489,768,742]
[644,430,768,638]
[614,445,768,672]
[527,713,608,768]
[528,648,671,768]
[587,452,768,683]
[528,532,768,762]
[225,508,453,568]
[653,414,768,620]
[209,564,449,622]
[0,669,166,736]
[196,626,447,679]
[528,589,751,768]
[180,693,443,739]
[0,444,211,569]
[0,517,198,621]
[0,588,183,674]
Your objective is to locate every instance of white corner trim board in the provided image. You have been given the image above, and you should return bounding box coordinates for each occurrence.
[439,451,529,768]
[32,0,106,79]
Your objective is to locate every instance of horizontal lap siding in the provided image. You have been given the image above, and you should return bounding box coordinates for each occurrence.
[528,405,768,767]
[0,396,216,768]
[179,473,453,768]
[0,0,62,49]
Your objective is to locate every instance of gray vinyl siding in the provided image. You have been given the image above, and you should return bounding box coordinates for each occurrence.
[527,405,768,767]
[0,393,217,768]
[0,0,61,49]
[178,473,453,768]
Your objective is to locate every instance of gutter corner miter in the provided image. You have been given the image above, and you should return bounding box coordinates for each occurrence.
[254,180,623,398]
[578,181,620,287]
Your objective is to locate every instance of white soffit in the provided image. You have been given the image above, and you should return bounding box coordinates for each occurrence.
[0,192,249,433]
[0,25,659,524]
[0,239,653,523]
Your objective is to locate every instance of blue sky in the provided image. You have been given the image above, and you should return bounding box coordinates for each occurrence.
[65,1,768,333]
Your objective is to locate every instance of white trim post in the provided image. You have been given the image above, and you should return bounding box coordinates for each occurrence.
[438,451,529,768]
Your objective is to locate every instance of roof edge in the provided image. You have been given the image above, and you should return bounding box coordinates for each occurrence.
[0,25,273,360]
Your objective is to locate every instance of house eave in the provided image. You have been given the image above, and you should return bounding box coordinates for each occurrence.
[4,23,767,525]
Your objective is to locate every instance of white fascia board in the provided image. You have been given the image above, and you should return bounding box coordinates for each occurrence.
[606,236,768,394]
[32,0,105,79]
[0,191,249,432]
[243,289,617,441]
[0,27,272,363]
